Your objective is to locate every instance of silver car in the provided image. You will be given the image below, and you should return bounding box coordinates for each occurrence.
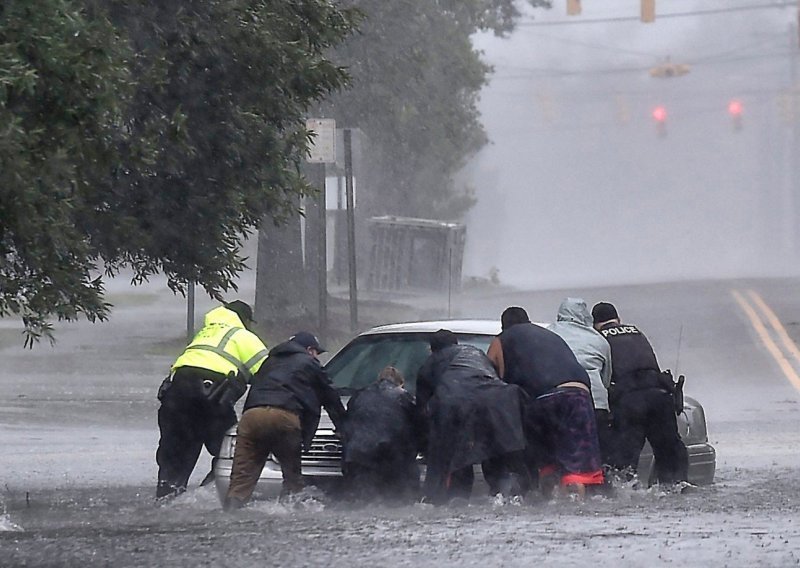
[214,320,715,500]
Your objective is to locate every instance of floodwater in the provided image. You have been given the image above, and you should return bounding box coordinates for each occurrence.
[2,275,800,566]
[3,470,800,567]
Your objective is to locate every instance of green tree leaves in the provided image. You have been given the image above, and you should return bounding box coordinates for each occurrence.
[1,0,132,345]
[1,0,359,345]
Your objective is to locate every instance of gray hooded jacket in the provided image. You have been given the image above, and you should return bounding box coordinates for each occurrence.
[547,297,613,410]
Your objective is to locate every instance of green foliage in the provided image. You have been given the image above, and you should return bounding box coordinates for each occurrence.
[98,1,359,293]
[0,0,132,346]
[320,0,549,219]
[0,0,359,345]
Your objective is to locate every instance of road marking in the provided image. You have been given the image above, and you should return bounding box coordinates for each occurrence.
[732,289,800,394]
[747,290,800,366]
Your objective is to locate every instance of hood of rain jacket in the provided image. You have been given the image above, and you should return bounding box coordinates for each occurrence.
[548,298,613,410]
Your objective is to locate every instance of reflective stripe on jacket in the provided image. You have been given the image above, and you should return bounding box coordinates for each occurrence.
[171,305,268,380]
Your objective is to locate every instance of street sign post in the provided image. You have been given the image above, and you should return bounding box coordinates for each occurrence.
[306,118,336,164]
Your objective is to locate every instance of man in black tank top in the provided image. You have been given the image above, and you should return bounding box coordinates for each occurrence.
[592,302,688,486]
[488,307,604,499]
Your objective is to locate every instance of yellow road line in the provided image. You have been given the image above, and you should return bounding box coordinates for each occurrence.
[731,289,800,394]
[747,289,800,367]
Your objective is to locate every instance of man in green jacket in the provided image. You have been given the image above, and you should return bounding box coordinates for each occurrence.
[156,300,268,499]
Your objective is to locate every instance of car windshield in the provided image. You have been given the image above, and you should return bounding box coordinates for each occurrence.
[325,332,494,395]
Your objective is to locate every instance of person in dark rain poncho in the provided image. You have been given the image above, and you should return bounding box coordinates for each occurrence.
[417,330,528,504]
[341,366,423,503]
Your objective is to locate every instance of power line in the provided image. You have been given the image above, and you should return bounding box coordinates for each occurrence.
[516,1,797,27]
[489,48,794,80]
[532,32,661,59]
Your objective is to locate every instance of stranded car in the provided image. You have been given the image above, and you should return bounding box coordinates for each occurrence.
[213,320,716,500]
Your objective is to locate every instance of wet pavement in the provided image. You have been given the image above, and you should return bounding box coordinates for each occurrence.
[3,468,800,567]
[3,275,800,566]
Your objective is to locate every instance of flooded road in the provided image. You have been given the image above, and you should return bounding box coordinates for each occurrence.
[3,469,800,567]
[2,275,800,566]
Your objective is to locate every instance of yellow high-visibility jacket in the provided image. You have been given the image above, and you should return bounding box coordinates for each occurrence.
[171,305,268,381]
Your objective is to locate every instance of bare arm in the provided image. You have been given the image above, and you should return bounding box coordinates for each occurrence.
[487,337,505,379]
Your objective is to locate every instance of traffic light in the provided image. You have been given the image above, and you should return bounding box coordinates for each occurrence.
[652,105,667,137]
[728,99,743,131]
[641,0,656,23]
[567,0,581,16]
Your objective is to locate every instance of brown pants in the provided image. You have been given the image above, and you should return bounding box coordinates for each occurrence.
[226,406,303,503]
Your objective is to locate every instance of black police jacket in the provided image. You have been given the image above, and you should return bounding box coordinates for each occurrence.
[244,340,345,449]
[597,322,662,394]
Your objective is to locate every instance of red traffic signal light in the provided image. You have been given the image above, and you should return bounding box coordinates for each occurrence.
[652,105,667,137]
[728,99,743,131]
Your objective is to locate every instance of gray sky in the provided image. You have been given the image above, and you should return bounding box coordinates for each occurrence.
[464,0,799,288]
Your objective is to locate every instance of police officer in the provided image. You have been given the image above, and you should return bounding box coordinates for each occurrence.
[156,300,268,499]
[591,302,689,486]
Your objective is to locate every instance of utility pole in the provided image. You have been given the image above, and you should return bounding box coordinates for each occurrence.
[791,19,800,261]
[344,129,358,333]
[187,281,195,341]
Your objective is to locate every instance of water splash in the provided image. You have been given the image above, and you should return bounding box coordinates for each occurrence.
[0,513,24,532]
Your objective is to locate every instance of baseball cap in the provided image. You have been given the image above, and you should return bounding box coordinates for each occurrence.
[591,302,619,324]
[291,331,326,353]
[225,300,255,324]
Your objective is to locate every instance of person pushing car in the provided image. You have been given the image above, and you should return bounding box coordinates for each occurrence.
[156,300,268,499]
[341,366,423,503]
[224,331,346,510]
[591,301,689,487]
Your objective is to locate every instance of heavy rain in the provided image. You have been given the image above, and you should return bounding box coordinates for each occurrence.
[3,1,800,567]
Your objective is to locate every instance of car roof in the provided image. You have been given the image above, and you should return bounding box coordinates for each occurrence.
[360,319,501,336]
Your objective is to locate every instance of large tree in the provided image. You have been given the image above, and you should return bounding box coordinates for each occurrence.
[0,0,134,346]
[320,0,550,219]
[0,0,360,345]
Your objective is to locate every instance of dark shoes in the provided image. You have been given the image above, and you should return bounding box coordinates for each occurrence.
[223,496,246,512]
[155,481,185,501]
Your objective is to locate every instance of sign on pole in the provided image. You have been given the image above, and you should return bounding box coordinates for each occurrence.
[306,118,336,163]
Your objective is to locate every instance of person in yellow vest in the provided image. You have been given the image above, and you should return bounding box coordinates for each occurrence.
[156,300,268,499]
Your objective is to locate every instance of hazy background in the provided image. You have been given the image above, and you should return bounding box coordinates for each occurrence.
[463,0,800,289]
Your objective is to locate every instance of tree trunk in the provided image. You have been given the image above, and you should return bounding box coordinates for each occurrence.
[254,212,308,326]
